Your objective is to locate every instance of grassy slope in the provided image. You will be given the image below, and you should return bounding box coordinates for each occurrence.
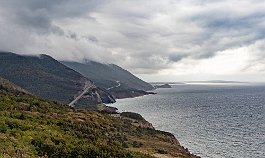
[0,81,197,158]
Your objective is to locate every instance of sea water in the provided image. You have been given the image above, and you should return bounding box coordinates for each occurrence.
[112,83,265,158]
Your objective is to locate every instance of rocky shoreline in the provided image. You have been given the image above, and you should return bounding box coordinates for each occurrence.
[92,87,200,158]
[112,111,201,158]
[107,89,201,158]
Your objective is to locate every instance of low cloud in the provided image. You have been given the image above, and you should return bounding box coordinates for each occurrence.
[0,0,265,81]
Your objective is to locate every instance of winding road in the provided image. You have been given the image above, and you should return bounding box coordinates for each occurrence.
[107,81,121,90]
[68,81,94,107]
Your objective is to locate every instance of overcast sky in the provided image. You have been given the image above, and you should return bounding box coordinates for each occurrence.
[0,0,265,82]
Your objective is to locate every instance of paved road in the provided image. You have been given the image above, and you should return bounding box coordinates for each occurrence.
[107,81,121,90]
[68,81,93,107]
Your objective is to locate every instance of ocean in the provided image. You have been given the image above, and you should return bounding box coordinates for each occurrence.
[112,83,265,158]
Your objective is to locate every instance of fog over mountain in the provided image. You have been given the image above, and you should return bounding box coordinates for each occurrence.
[1,0,265,81]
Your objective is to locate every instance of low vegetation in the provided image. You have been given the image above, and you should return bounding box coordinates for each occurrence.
[0,78,198,158]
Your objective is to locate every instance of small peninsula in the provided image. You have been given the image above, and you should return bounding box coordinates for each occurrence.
[154,84,172,89]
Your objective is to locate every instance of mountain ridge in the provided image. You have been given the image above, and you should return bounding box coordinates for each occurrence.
[0,52,115,108]
[61,60,155,99]
[61,60,154,91]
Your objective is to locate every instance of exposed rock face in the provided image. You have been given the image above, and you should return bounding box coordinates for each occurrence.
[96,88,116,103]
[91,88,102,103]
[154,84,172,88]
[74,87,116,111]
[83,88,116,104]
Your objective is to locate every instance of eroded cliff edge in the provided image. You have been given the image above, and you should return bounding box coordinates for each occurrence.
[111,112,200,158]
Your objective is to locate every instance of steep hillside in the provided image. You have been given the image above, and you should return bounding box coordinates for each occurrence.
[0,52,114,106]
[0,79,199,158]
[0,77,29,95]
[61,61,154,91]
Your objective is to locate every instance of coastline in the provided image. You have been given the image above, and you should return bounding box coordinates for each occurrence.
[104,90,156,113]
[108,94,200,158]
[111,83,265,158]
[109,89,156,100]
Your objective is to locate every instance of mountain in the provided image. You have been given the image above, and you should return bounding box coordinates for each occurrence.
[61,61,154,91]
[0,78,199,158]
[61,61,154,98]
[0,52,115,107]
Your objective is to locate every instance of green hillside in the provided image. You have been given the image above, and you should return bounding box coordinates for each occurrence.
[0,79,198,158]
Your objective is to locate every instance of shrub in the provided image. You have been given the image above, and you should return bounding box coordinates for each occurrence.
[157,149,167,154]
[132,141,143,148]
[122,142,129,148]
[0,124,8,133]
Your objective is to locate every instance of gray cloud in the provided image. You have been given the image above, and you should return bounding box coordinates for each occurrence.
[0,0,265,79]
[67,32,78,40]
[168,53,188,62]
[0,0,104,34]
[87,36,98,43]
